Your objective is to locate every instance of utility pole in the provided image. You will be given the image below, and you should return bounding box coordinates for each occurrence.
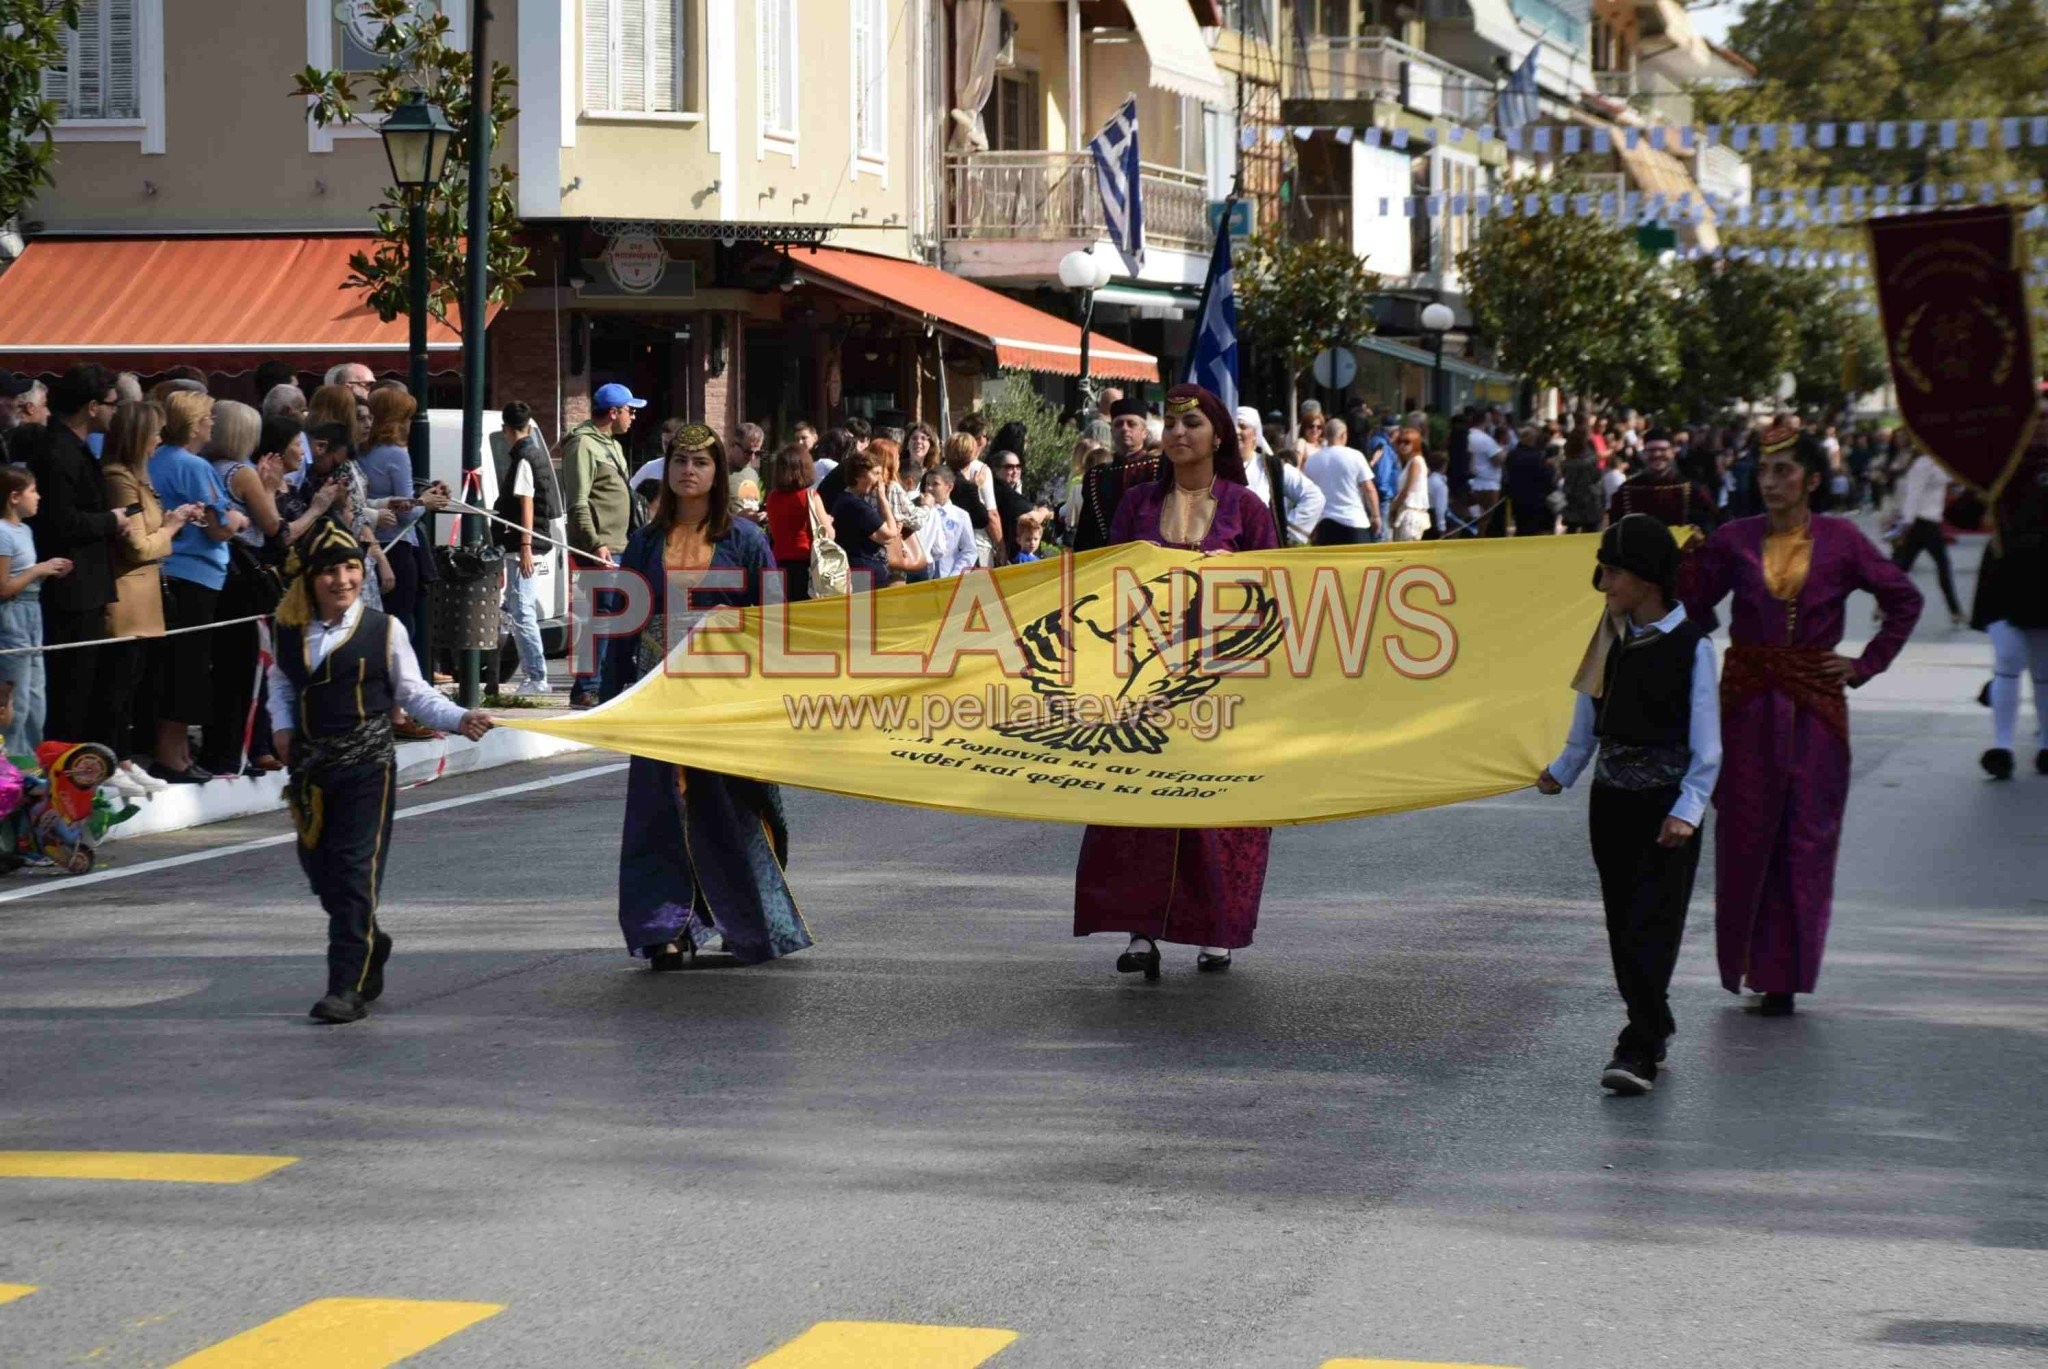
[457,1,493,708]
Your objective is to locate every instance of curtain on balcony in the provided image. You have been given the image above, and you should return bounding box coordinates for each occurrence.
[948,0,1003,153]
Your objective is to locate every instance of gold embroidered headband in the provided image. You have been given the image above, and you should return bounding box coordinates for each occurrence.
[671,423,718,453]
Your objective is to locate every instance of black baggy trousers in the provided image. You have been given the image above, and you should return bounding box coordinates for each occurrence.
[1589,781,1703,1049]
[287,760,396,998]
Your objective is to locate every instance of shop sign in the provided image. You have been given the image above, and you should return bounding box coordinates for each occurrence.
[578,235,696,300]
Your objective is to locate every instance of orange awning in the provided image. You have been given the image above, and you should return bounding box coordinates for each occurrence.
[792,246,1159,383]
[0,235,473,371]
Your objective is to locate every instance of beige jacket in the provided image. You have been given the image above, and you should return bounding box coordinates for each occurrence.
[103,464,176,638]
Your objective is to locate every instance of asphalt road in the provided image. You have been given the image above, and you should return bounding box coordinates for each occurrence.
[0,538,2043,1369]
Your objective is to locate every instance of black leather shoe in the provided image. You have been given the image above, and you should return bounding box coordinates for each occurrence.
[1758,992,1796,1017]
[1195,951,1233,973]
[361,933,394,1002]
[151,761,214,785]
[646,929,695,972]
[1115,940,1161,982]
[309,991,368,1024]
[1981,748,2016,780]
[2036,748,2048,776]
[569,691,598,711]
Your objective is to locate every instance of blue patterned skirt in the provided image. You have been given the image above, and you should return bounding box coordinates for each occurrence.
[617,756,812,963]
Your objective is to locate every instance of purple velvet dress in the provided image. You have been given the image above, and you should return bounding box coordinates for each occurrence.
[1684,515,1922,994]
[1073,479,1278,949]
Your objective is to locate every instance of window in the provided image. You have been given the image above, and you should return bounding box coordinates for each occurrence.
[988,69,1038,152]
[850,0,887,168]
[584,0,691,115]
[308,0,463,153]
[43,0,140,121]
[758,0,797,148]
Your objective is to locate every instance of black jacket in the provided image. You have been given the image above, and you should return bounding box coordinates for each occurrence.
[26,422,119,613]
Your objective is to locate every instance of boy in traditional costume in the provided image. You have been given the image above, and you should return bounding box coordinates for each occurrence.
[266,522,493,1023]
[1540,515,1720,1094]
[1682,423,1921,1016]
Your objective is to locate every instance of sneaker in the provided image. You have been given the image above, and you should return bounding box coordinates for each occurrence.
[106,769,150,801]
[120,760,169,793]
[1600,1049,1657,1096]
[520,676,553,695]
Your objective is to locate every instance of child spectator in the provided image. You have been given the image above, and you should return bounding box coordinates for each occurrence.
[1010,510,1048,563]
[1536,514,1721,1095]
[0,467,74,756]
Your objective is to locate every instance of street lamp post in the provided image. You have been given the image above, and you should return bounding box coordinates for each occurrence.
[378,92,457,500]
[1059,247,1116,412]
[1421,301,1456,417]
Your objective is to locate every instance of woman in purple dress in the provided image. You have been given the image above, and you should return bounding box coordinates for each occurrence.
[1073,383,1279,979]
[1683,424,1921,1015]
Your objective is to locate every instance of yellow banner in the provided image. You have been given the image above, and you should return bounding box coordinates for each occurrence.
[506,537,1603,827]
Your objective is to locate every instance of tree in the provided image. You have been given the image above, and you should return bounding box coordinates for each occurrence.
[292,0,529,328]
[980,375,1073,504]
[1651,258,1803,417]
[0,0,75,228]
[1778,273,1887,415]
[1457,179,1679,408]
[1237,236,1383,415]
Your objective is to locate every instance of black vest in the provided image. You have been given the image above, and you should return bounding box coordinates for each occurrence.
[277,609,396,739]
[1595,616,1704,747]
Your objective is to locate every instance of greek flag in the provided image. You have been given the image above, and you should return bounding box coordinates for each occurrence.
[1497,46,1541,131]
[1090,97,1145,277]
[1181,205,1238,413]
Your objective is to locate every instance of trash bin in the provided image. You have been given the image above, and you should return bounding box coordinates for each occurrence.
[430,544,504,653]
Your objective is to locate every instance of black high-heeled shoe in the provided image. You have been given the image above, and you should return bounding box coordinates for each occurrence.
[647,929,695,972]
[1115,939,1162,982]
[1195,951,1232,973]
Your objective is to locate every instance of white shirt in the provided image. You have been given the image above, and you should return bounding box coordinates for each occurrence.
[1898,453,1950,523]
[1428,471,1449,525]
[1601,466,1627,501]
[1240,450,1326,545]
[1546,605,1723,828]
[266,599,469,738]
[811,457,838,489]
[1302,444,1374,529]
[924,502,978,577]
[629,457,663,491]
[1466,428,1504,492]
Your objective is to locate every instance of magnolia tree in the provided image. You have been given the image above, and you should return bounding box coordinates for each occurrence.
[0,0,75,227]
[1237,236,1384,422]
[292,0,529,328]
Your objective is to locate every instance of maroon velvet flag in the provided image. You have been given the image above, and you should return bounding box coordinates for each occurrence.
[1869,205,2039,502]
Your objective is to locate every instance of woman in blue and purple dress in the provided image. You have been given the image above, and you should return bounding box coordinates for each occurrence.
[1074,383,1279,979]
[599,424,812,970]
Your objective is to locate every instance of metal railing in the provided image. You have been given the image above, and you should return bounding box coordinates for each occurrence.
[1594,69,1637,100]
[943,152,1210,254]
[1293,34,1494,124]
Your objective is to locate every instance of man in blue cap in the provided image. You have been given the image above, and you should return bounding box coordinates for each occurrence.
[560,381,647,708]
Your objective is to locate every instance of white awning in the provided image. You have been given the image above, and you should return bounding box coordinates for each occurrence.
[1123,0,1232,107]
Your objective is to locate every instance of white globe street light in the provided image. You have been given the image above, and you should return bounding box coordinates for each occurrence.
[1421,302,1456,412]
[1059,249,1116,407]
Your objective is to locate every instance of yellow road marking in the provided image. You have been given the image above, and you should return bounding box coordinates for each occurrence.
[0,1152,299,1184]
[1323,1360,1523,1368]
[0,1284,35,1305]
[748,1320,1018,1368]
[166,1298,503,1368]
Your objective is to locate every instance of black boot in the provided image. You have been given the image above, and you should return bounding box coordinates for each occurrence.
[309,990,368,1024]
[361,932,394,1002]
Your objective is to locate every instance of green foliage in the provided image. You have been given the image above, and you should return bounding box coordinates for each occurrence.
[291,0,529,327]
[1457,177,1679,407]
[0,0,77,227]
[978,376,1073,502]
[1237,235,1383,380]
[1779,273,1887,414]
[1650,258,1802,417]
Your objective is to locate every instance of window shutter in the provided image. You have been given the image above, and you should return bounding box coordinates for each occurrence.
[75,0,103,118]
[106,0,138,119]
[761,0,785,132]
[647,0,677,114]
[851,0,872,154]
[619,0,646,112]
[583,0,614,111]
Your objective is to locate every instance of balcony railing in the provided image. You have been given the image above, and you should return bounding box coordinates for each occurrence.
[943,152,1210,254]
[1594,69,1637,100]
[1293,35,1494,124]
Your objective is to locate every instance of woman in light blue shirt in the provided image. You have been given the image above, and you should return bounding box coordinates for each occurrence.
[145,391,247,783]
